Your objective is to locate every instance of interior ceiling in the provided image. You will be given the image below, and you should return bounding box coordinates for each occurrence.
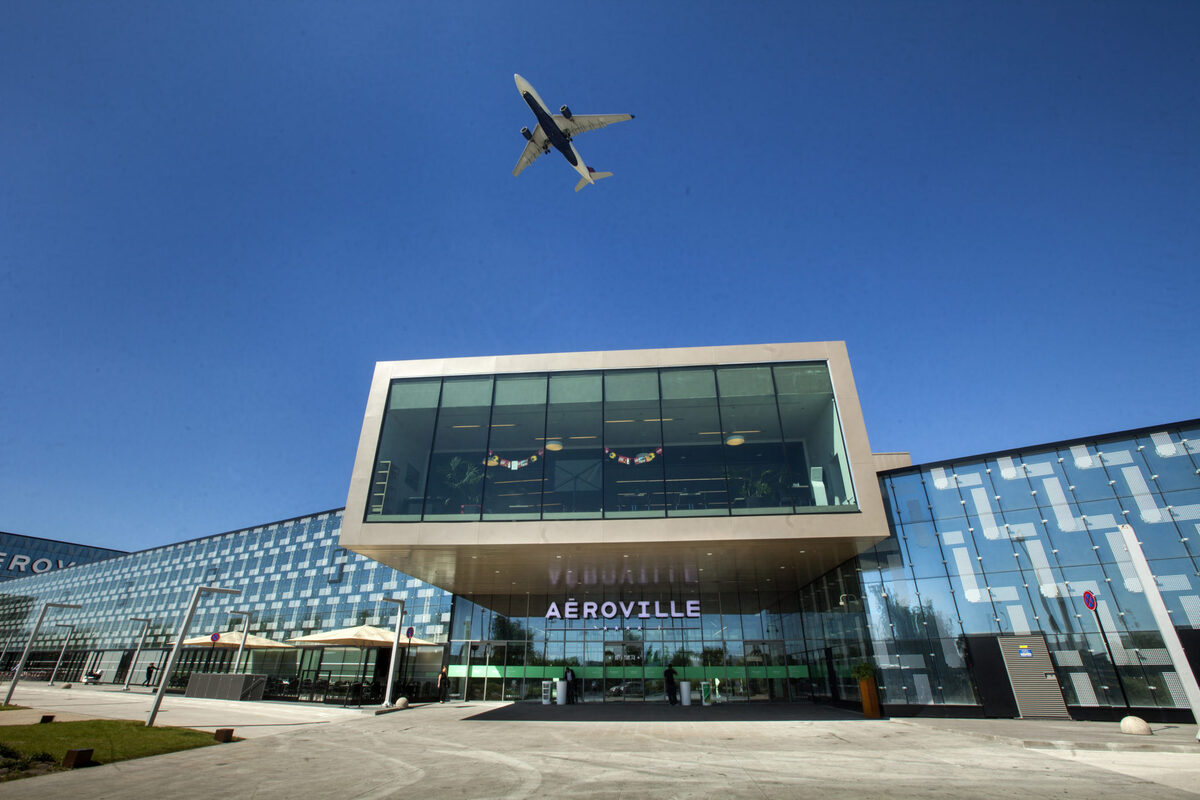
[354,533,884,599]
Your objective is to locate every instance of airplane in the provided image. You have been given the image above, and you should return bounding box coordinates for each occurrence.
[512,74,635,192]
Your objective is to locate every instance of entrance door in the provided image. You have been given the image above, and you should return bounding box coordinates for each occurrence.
[464,641,506,701]
[746,640,788,701]
[604,641,643,702]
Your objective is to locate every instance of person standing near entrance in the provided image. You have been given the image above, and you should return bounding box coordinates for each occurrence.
[565,666,577,704]
[145,663,156,686]
[437,665,450,703]
[663,664,678,705]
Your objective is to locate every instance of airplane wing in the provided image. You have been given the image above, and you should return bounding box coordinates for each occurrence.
[513,125,550,177]
[552,113,635,138]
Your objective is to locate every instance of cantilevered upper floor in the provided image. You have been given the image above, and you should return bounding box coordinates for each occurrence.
[340,343,906,594]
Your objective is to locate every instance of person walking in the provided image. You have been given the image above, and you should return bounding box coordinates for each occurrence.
[565,666,577,704]
[663,664,678,705]
[437,665,450,703]
[145,663,156,686]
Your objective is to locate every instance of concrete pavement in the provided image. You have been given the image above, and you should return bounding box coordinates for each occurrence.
[0,688,1197,798]
[1,682,370,738]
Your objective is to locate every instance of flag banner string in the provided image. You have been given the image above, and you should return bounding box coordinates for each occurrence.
[484,446,663,470]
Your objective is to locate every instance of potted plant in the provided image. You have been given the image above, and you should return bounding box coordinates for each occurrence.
[442,457,483,513]
[851,661,881,718]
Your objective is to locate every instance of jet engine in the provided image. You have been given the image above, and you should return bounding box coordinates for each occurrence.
[560,105,573,120]
[521,127,533,141]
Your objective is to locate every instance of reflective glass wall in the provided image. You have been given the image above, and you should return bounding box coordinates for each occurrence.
[865,422,1200,712]
[366,362,858,522]
[0,511,453,702]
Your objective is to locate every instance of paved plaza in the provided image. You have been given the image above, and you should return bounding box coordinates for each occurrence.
[1,684,1197,799]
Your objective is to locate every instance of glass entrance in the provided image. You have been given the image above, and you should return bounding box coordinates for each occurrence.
[464,641,506,701]
[745,640,788,701]
[604,641,643,702]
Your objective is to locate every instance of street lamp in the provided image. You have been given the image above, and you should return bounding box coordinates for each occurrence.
[381,597,405,708]
[228,609,252,674]
[47,624,75,686]
[146,585,241,727]
[5,602,82,705]
[123,617,153,692]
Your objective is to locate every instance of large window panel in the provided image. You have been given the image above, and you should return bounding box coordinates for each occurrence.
[717,366,792,515]
[887,473,933,524]
[774,363,855,509]
[1058,445,1121,503]
[367,379,441,521]
[1136,431,1199,493]
[659,368,730,517]
[482,375,547,521]
[542,373,603,519]
[603,371,666,518]
[423,376,493,521]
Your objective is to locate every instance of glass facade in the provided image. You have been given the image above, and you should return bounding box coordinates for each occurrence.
[0,532,124,582]
[441,566,870,705]
[0,511,453,703]
[366,362,858,522]
[863,422,1200,712]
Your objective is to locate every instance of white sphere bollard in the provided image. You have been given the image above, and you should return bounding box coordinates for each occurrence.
[1119,715,1152,735]
[396,697,410,709]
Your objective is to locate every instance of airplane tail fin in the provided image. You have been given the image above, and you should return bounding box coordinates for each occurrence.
[575,170,613,192]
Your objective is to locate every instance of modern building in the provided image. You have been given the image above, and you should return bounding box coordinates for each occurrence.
[0,531,123,581]
[0,512,452,702]
[2,342,1198,722]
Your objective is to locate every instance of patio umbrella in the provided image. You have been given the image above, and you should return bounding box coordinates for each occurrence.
[287,625,439,691]
[285,624,436,648]
[175,631,294,649]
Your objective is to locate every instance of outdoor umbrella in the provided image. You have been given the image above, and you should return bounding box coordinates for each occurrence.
[287,625,438,690]
[175,631,294,649]
[286,624,436,648]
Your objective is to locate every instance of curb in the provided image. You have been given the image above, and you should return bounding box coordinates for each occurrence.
[890,719,1199,754]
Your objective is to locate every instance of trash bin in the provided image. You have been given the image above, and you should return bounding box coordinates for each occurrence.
[679,681,692,706]
[556,679,568,705]
[700,680,713,706]
[542,680,553,705]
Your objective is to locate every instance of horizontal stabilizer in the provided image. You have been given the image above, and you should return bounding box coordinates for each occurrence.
[574,171,613,192]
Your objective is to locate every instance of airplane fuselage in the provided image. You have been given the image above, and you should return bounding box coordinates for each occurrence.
[515,74,591,184]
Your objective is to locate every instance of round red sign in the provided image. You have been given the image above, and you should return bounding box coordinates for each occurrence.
[1082,590,1097,611]
[211,632,221,642]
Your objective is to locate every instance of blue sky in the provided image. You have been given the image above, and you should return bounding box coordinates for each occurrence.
[2,1,1197,551]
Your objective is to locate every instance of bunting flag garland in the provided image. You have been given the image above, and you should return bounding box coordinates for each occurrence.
[485,449,544,470]
[484,446,664,470]
[605,447,663,465]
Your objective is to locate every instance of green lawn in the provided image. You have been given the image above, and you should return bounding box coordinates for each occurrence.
[1,719,218,766]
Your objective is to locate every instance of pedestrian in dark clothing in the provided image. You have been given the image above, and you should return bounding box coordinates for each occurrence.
[145,664,156,686]
[664,664,678,705]
[437,666,450,703]
[565,667,577,704]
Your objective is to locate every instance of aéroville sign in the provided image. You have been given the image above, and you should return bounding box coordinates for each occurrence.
[546,599,700,621]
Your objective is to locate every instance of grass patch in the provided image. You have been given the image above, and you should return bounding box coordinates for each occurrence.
[0,719,218,775]
[0,706,26,712]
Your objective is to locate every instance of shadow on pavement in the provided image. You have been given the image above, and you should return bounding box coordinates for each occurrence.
[463,700,866,723]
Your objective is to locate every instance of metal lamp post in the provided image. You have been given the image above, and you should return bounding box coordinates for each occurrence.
[5,602,82,705]
[146,585,240,727]
[228,609,252,674]
[381,597,405,708]
[47,624,75,686]
[123,617,153,692]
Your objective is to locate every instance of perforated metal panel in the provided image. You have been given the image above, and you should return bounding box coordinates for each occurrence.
[998,635,1071,719]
